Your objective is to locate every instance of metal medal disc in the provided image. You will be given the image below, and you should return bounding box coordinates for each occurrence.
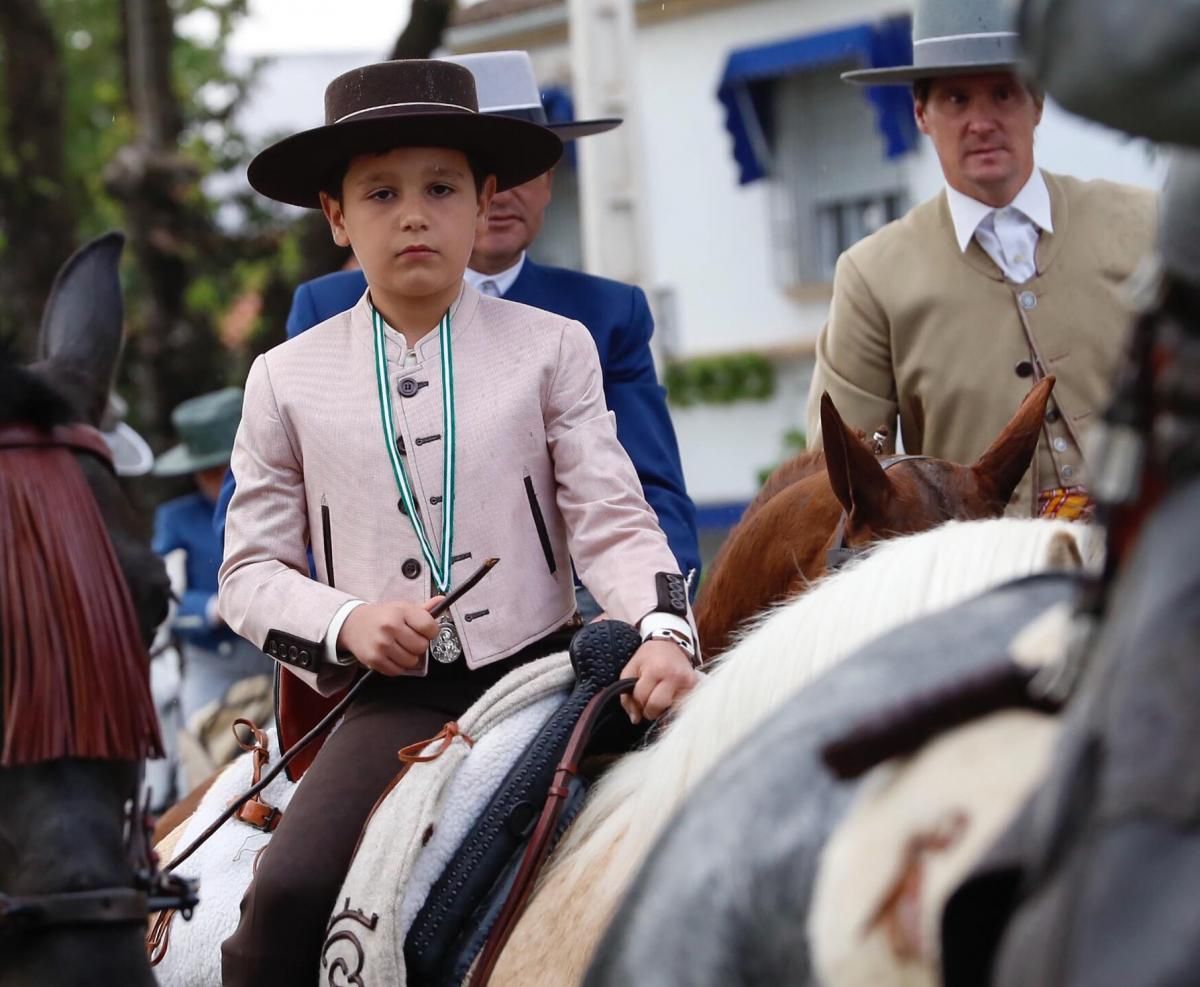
[430,615,463,664]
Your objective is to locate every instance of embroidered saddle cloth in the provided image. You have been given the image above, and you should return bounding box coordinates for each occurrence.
[323,620,639,986]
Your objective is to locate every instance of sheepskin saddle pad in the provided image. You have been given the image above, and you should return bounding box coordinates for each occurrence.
[323,619,641,986]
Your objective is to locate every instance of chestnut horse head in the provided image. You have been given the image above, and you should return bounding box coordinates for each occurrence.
[695,378,1056,657]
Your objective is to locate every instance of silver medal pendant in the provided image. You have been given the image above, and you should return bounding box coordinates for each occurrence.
[429,615,463,664]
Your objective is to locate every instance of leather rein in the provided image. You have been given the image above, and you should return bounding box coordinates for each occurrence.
[0,422,199,936]
[825,451,932,570]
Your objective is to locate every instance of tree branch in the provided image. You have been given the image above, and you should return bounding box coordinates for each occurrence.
[0,0,78,354]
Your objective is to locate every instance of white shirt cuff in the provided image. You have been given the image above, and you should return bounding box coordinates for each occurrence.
[638,612,696,650]
[324,599,367,665]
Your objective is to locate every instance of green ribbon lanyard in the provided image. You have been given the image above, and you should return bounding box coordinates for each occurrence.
[372,305,456,592]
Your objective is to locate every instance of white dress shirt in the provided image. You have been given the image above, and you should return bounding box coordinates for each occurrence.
[464,252,526,298]
[945,170,1054,283]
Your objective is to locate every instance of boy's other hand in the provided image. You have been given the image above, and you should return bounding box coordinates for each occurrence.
[619,640,698,725]
[337,597,444,675]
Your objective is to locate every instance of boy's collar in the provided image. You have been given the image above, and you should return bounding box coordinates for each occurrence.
[350,281,478,361]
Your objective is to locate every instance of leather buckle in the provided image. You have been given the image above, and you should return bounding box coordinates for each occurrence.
[235,798,282,833]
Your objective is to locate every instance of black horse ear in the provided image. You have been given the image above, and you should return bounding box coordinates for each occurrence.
[38,231,126,425]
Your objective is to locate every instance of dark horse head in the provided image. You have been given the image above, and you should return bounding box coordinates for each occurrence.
[0,233,170,986]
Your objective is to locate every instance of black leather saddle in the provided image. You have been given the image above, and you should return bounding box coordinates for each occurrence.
[404,619,643,985]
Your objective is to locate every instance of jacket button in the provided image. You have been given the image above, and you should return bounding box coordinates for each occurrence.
[1015,360,1034,378]
[1052,437,1069,453]
[299,650,310,667]
[288,645,298,661]
[397,497,413,517]
[398,378,420,398]
[1045,407,1060,423]
[402,558,422,579]
[1019,290,1038,310]
[395,435,406,456]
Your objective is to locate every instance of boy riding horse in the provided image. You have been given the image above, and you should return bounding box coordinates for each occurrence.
[218,59,699,985]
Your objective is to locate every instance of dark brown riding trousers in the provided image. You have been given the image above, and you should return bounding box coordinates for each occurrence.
[221,629,574,987]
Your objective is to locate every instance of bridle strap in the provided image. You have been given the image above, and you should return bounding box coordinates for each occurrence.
[825,454,933,571]
[0,776,198,937]
[0,423,114,469]
[0,888,148,934]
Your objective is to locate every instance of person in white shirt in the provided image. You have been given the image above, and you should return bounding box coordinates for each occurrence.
[806,0,1156,517]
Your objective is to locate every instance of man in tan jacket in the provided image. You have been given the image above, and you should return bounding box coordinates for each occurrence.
[806,0,1156,516]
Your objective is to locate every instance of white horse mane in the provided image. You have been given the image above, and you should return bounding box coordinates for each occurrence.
[540,518,1099,894]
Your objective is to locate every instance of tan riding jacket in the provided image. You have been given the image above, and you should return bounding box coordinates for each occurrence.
[807,171,1156,516]
[219,284,681,695]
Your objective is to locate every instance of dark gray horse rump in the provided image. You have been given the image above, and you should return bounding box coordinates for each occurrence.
[943,480,1200,987]
[404,619,642,984]
[584,574,1076,987]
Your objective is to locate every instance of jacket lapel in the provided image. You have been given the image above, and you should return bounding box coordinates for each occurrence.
[502,257,545,305]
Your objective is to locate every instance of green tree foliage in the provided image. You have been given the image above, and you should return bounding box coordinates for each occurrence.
[663,353,776,407]
[0,0,454,468]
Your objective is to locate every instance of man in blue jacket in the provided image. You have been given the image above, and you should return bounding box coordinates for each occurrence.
[217,51,700,604]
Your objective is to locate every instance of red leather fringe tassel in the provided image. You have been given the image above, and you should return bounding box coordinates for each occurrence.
[0,446,164,765]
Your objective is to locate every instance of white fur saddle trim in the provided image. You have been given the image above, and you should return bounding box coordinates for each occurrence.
[154,727,296,987]
[326,651,575,985]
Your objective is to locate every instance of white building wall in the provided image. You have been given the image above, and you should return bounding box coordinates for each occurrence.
[631,0,915,359]
[671,358,814,505]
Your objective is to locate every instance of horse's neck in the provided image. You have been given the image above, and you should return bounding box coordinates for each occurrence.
[743,449,828,524]
[696,477,843,656]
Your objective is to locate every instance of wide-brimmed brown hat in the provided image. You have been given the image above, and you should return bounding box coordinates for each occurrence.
[248,59,564,208]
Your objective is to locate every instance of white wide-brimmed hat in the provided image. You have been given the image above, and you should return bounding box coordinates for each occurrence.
[444,51,621,141]
[100,393,154,477]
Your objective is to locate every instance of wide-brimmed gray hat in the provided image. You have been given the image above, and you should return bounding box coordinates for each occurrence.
[153,387,243,477]
[843,0,1019,85]
[444,51,621,141]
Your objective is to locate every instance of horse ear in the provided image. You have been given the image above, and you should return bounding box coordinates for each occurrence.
[821,392,890,520]
[38,231,126,425]
[971,376,1055,509]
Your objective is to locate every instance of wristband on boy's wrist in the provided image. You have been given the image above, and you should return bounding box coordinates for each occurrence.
[642,625,699,667]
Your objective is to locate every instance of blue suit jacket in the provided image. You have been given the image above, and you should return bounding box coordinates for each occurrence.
[155,492,240,651]
[216,260,700,584]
